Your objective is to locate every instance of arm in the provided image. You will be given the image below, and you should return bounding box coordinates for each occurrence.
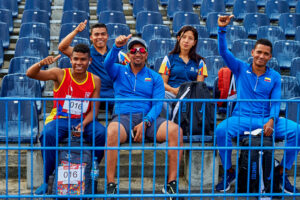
[158,56,179,95]
[161,74,179,95]
[196,59,208,82]
[58,20,87,57]
[75,75,101,132]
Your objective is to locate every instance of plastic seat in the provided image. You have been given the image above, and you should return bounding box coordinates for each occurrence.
[160,0,168,6]
[0,73,42,113]
[204,56,225,88]
[172,12,200,35]
[0,0,18,17]
[15,37,48,59]
[265,0,289,21]
[231,39,256,62]
[0,9,13,32]
[286,97,300,123]
[248,57,280,73]
[0,41,3,68]
[59,37,90,58]
[278,13,300,36]
[19,23,50,48]
[142,24,171,46]
[148,38,176,67]
[290,57,300,79]
[8,56,41,74]
[192,0,203,6]
[281,76,300,112]
[24,0,51,16]
[297,1,300,13]
[206,12,231,36]
[196,38,218,57]
[21,10,50,29]
[133,0,159,18]
[233,0,258,20]
[58,57,72,69]
[98,11,126,25]
[257,26,285,45]
[135,11,163,35]
[63,0,89,17]
[225,25,247,50]
[97,0,123,15]
[154,57,164,72]
[106,23,130,39]
[0,22,9,48]
[0,100,39,143]
[243,13,270,36]
[256,0,267,7]
[193,25,209,38]
[296,26,300,41]
[225,0,235,6]
[167,0,193,19]
[61,11,89,28]
[273,40,300,69]
[200,0,225,20]
[59,23,89,42]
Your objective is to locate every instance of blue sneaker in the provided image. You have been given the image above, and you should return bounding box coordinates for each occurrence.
[280,173,299,194]
[216,170,236,192]
[35,183,48,195]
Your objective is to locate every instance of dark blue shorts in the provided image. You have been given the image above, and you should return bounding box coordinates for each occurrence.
[111,113,166,141]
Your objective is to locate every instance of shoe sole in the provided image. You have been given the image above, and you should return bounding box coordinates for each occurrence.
[216,178,236,192]
[281,185,298,194]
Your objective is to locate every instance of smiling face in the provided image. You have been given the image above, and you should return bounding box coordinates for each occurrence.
[90,27,108,49]
[70,52,91,74]
[251,44,272,68]
[127,43,148,68]
[177,30,197,52]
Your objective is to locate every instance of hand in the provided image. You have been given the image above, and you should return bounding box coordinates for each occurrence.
[263,119,274,136]
[39,55,61,66]
[75,20,87,33]
[133,121,147,143]
[115,34,132,48]
[75,123,85,134]
[171,87,180,96]
[218,15,234,27]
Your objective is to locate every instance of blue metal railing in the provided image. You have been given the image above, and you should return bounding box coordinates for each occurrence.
[0,97,299,199]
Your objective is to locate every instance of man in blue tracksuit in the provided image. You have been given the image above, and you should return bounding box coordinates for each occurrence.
[216,15,300,194]
[103,35,183,197]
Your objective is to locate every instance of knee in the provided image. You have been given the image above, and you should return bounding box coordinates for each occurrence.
[107,123,121,146]
[168,123,183,145]
[216,124,226,139]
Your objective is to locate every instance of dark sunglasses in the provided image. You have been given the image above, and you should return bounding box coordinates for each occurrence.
[129,47,147,54]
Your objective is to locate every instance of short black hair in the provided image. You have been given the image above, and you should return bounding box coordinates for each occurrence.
[73,43,90,57]
[254,39,273,54]
[91,23,107,33]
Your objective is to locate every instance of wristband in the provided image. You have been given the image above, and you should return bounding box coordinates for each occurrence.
[144,119,151,127]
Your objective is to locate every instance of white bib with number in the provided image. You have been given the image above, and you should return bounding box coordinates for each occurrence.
[57,164,85,185]
[63,95,89,115]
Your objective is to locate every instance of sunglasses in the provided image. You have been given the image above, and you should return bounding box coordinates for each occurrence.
[129,47,147,54]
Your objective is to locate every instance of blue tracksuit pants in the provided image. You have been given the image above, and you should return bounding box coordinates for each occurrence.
[216,116,300,170]
[40,118,106,183]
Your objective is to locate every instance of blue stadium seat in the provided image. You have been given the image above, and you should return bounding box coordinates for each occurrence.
[133,0,159,18]
[231,39,256,62]
[148,38,176,67]
[59,23,89,42]
[193,25,209,38]
[233,0,258,20]
[142,24,171,46]
[71,37,90,46]
[0,41,3,68]
[206,12,231,36]
[136,11,163,35]
[63,0,89,17]
[273,40,300,69]
[0,9,13,32]
[0,74,42,114]
[97,0,123,15]
[0,100,39,143]
[278,13,300,36]
[196,38,218,57]
[61,11,89,28]
[296,26,300,41]
[172,12,200,35]
[0,22,9,48]
[160,0,168,6]
[98,11,126,24]
[286,97,300,123]
[192,0,203,6]
[106,23,130,39]
[21,10,50,29]
[154,57,164,72]
[257,26,285,45]
[297,1,300,13]
[265,0,289,21]
[204,56,225,88]
[281,75,300,112]
[290,57,300,79]
[226,25,247,50]
[248,57,280,73]
[287,0,298,7]
[58,57,72,69]
[19,23,50,48]
[15,37,48,59]
[8,56,41,74]
[24,0,51,16]
[106,38,127,51]
[243,13,270,36]
[225,0,235,6]
[256,0,267,7]
[167,0,193,19]
[200,0,225,20]
[0,0,18,17]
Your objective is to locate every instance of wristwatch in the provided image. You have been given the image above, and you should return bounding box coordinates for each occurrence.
[144,119,151,128]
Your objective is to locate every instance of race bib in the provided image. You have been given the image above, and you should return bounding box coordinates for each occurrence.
[57,164,85,185]
[63,95,89,115]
